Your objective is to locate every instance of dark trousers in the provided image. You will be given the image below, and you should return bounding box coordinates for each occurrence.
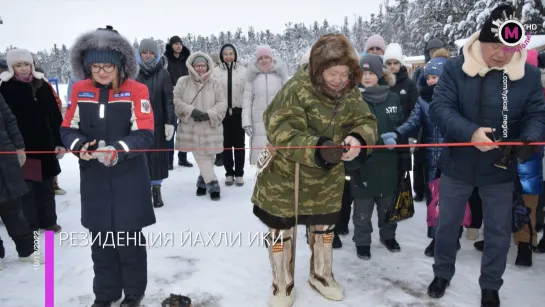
[335,180,353,233]
[21,178,57,231]
[413,151,426,196]
[537,182,545,227]
[0,198,34,257]
[90,230,147,301]
[352,195,397,246]
[468,187,483,228]
[222,109,245,177]
[168,120,188,164]
[433,175,513,291]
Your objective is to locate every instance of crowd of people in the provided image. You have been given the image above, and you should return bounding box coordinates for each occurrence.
[0,3,544,307]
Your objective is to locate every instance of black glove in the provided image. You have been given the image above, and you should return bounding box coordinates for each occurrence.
[191,109,203,120]
[319,140,344,164]
[514,139,539,161]
[197,112,210,121]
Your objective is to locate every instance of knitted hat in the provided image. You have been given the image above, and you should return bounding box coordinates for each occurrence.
[138,39,158,54]
[0,48,45,83]
[426,38,445,52]
[383,43,404,64]
[364,35,386,53]
[360,54,384,78]
[479,4,515,43]
[256,45,273,59]
[222,46,235,53]
[192,56,208,67]
[424,57,448,77]
[83,49,122,67]
[169,36,183,45]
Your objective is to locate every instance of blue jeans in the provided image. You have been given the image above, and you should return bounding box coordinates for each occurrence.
[151,180,163,185]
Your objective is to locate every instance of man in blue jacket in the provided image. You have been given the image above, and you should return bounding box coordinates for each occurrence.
[427,4,545,307]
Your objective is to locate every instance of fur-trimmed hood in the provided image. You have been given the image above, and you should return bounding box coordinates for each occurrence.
[309,34,362,98]
[69,29,137,80]
[186,52,215,82]
[462,31,527,80]
[165,44,191,62]
[245,57,289,83]
[431,48,451,60]
[382,69,396,87]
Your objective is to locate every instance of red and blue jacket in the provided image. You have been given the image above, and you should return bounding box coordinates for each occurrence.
[60,78,157,231]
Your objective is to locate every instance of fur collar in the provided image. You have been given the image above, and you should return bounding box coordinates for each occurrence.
[462,31,527,80]
[382,69,396,87]
[0,70,45,86]
[245,58,289,82]
[186,52,215,83]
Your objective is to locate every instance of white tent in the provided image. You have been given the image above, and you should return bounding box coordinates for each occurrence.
[455,35,545,51]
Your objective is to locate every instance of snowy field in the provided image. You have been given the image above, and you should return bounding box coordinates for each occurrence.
[0,146,544,306]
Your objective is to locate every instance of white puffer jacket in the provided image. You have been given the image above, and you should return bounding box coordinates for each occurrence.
[213,62,247,108]
[242,58,289,164]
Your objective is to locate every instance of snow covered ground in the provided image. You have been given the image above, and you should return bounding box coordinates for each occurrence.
[0,150,544,307]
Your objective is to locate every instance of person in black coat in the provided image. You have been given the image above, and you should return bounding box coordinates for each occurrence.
[0,48,64,233]
[136,39,175,208]
[164,35,193,169]
[0,92,43,270]
[61,25,156,307]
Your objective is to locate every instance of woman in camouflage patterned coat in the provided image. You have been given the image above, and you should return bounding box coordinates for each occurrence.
[251,34,378,307]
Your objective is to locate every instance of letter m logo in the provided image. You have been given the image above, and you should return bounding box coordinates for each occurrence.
[504,26,519,40]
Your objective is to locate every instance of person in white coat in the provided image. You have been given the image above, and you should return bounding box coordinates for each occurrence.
[174,53,227,201]
[242,45,289,165]
[213,44,247,186]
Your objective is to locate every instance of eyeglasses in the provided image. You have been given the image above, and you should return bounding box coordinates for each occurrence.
[90,64,115,73]
[194,64,207,69]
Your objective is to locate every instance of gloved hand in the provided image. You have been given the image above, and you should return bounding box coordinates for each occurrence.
[319,140,345,164]
[55,146,66,159]
[197,112,210,121]
[16,149,26,166]
[91,141,118,167]
[191,109,203,120]
[514,138,540,162]
[244,126,252,137]
[79,140,97,161]
[165,124,175,141]
[380,132,398,150]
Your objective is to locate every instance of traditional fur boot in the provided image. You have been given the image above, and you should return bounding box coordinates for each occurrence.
[307,225,344,301]
[267,228,295,307]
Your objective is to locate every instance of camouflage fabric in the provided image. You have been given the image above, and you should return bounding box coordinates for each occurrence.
[251,64,378,224]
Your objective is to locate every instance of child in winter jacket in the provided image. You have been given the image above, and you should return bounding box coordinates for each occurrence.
[383,48,464,257]
[345,54,403,260]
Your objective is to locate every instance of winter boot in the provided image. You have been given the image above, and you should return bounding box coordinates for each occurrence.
[414,193,424,202]
[214,154,223,167]
[235,176,244,186]
[225,176,234,186]
[206,180,221,200]
[152,185,164,208]
[267,227,295,307]
[537,236,545,253]
[332,233,342,249]
[515,242,532,267]
[427,277,449,298]
[168,163,173,171]
[178,156,193,167]
[474,240,484,252]
[120,294,144,307]
[307,225,344,301]
[424,239,435,257]
[380,238,401,252]
[466,228,479,240]
[196,176,206,196]
[91,301,113,307]
[356,246,371,260]
[481,289,500,307]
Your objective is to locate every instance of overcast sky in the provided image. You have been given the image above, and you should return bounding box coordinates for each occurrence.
[0,0,383,52]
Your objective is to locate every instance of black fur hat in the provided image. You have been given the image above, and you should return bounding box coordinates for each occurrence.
[478,3,515,43]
